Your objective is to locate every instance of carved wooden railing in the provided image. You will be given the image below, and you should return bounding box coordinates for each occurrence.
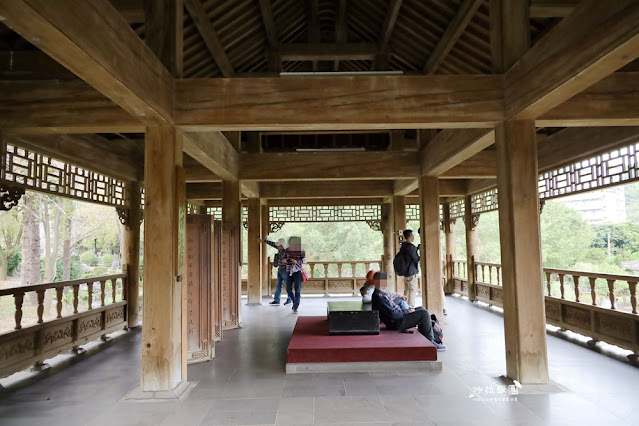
[451,259,469,296]
[0,274,128,378]
[241,259,390,296]
[452,263,639,357]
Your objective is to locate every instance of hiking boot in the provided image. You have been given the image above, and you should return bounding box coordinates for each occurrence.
[434,342,446,352]
[269,301,280,305]
[293,309,298,314]
[283,300,292,305]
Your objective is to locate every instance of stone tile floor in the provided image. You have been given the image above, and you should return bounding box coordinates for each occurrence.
[0,295,637,425]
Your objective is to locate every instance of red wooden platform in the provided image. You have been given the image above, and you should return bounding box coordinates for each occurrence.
[287,316,437,364]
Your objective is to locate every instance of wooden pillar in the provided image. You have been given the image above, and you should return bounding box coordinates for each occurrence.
[393,195,406,293]
[496,120,549,384]
[389,130,405,151]
[418,176,444,319]
[124,181,142,328]
[261,202,270,296]
[381,202,395,291]
[247,198,262,305]
[442,203,456,295]
[222,179,241,327]
[464,195,478,301]
[143,0,183,77]
[197,205,207,215]
[141,125,186,391]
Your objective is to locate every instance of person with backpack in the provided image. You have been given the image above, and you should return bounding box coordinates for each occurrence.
[259,237,293,306]
[393,229,420,307]
[370,272,445,351]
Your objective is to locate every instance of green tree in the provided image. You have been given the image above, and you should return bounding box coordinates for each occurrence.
[0,209,22,280]
[540,201,595,269]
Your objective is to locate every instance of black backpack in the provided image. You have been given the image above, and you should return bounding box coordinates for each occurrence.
[431,314,443,344]
[393,251,408,277]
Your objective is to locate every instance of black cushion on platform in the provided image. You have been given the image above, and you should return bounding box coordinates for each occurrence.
[327,301,380,335]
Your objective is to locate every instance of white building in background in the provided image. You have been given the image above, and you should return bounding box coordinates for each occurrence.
[558,186,627,224]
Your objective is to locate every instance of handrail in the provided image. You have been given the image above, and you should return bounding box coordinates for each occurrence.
[544,268,639,283]
[0,273,127,297]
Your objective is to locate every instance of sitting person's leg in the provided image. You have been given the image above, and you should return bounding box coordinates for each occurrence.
[397,309,434,342]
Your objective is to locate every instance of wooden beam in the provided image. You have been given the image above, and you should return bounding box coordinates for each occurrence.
[185,164,219,182]
[5,133,143,182]
[186,182,222,200]
[421,129,494,176]
[309,0,320,71]
[110,0,144,23]
[0,80,143,134]
[530,0,579,18]
[424,0,483,74]
[466,178,497,195]
[183,0,234,77]
[333,0,348,71]
[489,0,503,73]
[379,0,402,53]
[438,179,467,197]
[258,0,279,72]
[538,73,639,127]
[175,75,504,130]
[538,126,639,172]
[0,0,174,122]
[182,132,239,181]
[267,198,385,207]
[144,0,183,77]
[393,179,418,196]
[506,0,639,120]
[241,152,419,181]
[279,43,378,61]
[241,181,261,198]
[260,180,394,199]
[440,151,497,179]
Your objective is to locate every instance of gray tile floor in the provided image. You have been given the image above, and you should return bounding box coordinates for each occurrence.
[1,295,638,425]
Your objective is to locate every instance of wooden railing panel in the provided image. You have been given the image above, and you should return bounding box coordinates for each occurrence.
[0,274,128,378]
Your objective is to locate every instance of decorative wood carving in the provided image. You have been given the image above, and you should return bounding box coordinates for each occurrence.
[0,183,25,211]
[270,221,285,233]
[366,220,382,231]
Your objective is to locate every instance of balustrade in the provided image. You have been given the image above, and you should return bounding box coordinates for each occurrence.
[452,262,639,358]
[0,273,129,379]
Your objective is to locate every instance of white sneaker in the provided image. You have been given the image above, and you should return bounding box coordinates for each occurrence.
[293,309,298,314]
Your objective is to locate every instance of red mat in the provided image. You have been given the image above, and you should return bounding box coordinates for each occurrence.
[287,316,437,363]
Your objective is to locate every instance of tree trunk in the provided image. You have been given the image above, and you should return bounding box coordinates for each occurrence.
[0,256,8,281]
[20,193,41,287]
[62,213,72,281]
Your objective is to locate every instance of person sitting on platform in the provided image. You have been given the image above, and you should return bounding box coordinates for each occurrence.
[259,237,293,306]
[371,271,446,351]
[360,270,409,309]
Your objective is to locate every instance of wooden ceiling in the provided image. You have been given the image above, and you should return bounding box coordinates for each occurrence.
[0,0,562,80]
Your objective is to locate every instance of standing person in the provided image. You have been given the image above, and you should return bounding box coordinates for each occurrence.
[398,229,420,307]
[259,237,292,306]
[285,236,306,314]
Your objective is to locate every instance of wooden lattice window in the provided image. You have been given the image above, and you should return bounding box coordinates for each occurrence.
[471,189,498,214]
[1,143,126,207]
[406,204,420,222]
[268,205,381,223]
[449,199,465,219]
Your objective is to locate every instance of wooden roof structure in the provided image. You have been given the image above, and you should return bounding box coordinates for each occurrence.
[0,0,638,205]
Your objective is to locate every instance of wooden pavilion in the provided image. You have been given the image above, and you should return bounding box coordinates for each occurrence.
[1,0,639,394]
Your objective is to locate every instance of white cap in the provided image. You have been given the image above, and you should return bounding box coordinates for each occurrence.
[276,238,288,249]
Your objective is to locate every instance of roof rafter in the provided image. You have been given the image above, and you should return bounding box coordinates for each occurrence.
[375,0,402,70]
[257,0,280,72]
[333,0,348,71]
[424,0,484,74]
[184,0,234,77]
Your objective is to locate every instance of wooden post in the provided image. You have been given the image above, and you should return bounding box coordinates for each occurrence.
[141,125,186,392]
[464,195,478,301]
[393,195,406,293]
[247,198,262,305]
[124,181,141,328]
[418,176,444,319]
[496,120,549,384]
[443,203,456,295]
[381,202,395,291]
[222,179,242,327]
[261,202,270,296]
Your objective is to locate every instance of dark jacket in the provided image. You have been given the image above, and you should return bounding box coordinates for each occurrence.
[371,288,409,329]
[399,242,420,277]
